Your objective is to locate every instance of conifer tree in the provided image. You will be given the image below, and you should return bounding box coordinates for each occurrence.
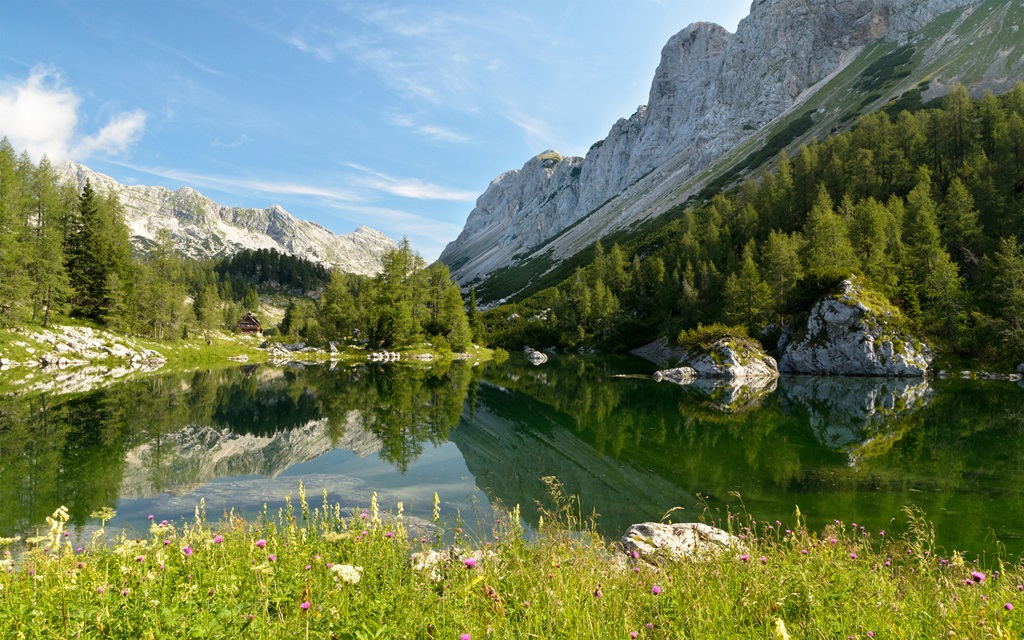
[802,184,858,275]
[724,241,772,332]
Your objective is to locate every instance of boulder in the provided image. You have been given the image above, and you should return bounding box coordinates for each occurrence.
[779,278,933,377]
[654,336,777,383]
[620,522,739,561]
[1017,363,1024,375]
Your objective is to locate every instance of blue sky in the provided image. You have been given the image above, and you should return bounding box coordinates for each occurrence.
[1,0,750,260]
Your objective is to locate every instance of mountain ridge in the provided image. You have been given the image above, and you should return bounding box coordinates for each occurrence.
[440,0,1022,303]
[57,162,397,277]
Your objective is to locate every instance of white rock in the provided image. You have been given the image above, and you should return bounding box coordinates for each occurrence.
[779,280,933,377]
[620,522,740,561]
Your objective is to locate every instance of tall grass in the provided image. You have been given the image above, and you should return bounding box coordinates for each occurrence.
[1,483,1021,639]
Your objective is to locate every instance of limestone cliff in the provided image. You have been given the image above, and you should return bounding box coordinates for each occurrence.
[441,0,1019,301]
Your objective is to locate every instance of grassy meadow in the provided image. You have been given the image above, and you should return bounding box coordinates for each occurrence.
[1,482,1021,639]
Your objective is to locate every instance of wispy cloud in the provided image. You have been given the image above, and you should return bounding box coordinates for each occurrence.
[0,67,147,163]
[389,114,472,143]
[212,133,254,148]
[113,162,366,203]
[346,163,476,201]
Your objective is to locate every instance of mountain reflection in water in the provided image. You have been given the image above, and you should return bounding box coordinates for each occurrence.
[1,355,1022,557]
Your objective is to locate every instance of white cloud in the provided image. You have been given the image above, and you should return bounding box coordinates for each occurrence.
[0,68,79,162]
[0,67,146,163]
[346,163,476,201]
[71,110,147,158]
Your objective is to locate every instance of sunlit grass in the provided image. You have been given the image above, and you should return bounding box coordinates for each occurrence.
[1,484,1021,639]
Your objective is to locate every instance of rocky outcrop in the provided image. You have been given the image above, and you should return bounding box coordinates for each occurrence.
[778,279,933,376]
[442,0,997,300]
[619,522,739,561]
[57,162,396,276]
[654,337,778,383]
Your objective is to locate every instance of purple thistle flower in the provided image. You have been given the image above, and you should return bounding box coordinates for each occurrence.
[163,539,170,546]
[1005,603,1013,611]
[360,511,368,520]
[268,554,276,562]
[183,547,192,557]
[460,635,471,640]
[593,587,603,598]
[136,555,144,563]
[76,562,84,569]
[148,515,154,521]
[801,549,808,555]
[740,554,750,562]
[255,539,266,548]
[651,585,662,595]
[213,535,223,544]
[300,601,310,610]
[386,531,393,539]
[96,587,104,594]
[971,571,986,582]
[121,588,130,596]
[630,633,638,639]
[464,558,477,569]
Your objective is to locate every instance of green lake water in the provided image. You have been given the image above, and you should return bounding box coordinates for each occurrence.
[2,354,1022,558]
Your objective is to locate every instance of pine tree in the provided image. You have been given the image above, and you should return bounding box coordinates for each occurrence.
[724,242,772,332]
[0,140,32,321]
[802,184,859,275]
[27,157,72,326]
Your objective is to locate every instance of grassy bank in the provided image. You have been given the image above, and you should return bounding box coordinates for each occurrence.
[1,485,1021,639]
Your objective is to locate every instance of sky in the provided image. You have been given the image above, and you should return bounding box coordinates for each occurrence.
[1,0,751,261]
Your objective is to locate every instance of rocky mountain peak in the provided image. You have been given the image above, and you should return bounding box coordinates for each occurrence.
[441,0,995,301]
[57,162,397,276]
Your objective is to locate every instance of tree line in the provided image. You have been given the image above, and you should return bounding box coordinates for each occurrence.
[484,83,1024,365]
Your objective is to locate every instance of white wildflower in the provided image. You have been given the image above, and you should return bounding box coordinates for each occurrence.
[330,563,363,584]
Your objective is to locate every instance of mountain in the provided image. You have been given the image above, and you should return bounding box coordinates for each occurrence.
[440,0,1024,303]
[57,162,397,276]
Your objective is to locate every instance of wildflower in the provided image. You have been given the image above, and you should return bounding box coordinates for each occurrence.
[631,551,639,559]
[1006,603,1013,611]
[879,530,885,537]
[330,564,363,584]
[300,601,311,611]
[121,589,130,596]
[386,531,394,539]
[740,554,750,562]
[96,587,104,594]
[255,539,266,548]
[305,565,311,571]
[971,571,986,583]
[829,538,837,544]
[163,539,170,546]
[630,633,638,639]
[183,547,193,557]
[760,556,767,564]
[593,587,603,598]
[148,515,154,521]
[76,562,84,569]
[850,553,857,560]
[523,601,530,608]
[213,535,223,544]
[868,632,874,637]
[460,635,471,640]
[646,623,654,629]
[801,549,808,555]
[885,559,891,567]
[651,585,662,595]
[360,511,368,520]
[464,558,478,569]
[268,554,276,562]
[136,555,145,563]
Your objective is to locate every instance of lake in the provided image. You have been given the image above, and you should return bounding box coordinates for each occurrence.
[2,354,1022,559]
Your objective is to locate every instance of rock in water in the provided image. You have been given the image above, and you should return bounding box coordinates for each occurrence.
[654,336,778,383]
[779,278,933,376]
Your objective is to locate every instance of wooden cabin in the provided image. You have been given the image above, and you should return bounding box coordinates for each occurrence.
[237,312,262,334]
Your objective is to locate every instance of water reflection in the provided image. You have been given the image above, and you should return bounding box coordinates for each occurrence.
[2,355,1023,557]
